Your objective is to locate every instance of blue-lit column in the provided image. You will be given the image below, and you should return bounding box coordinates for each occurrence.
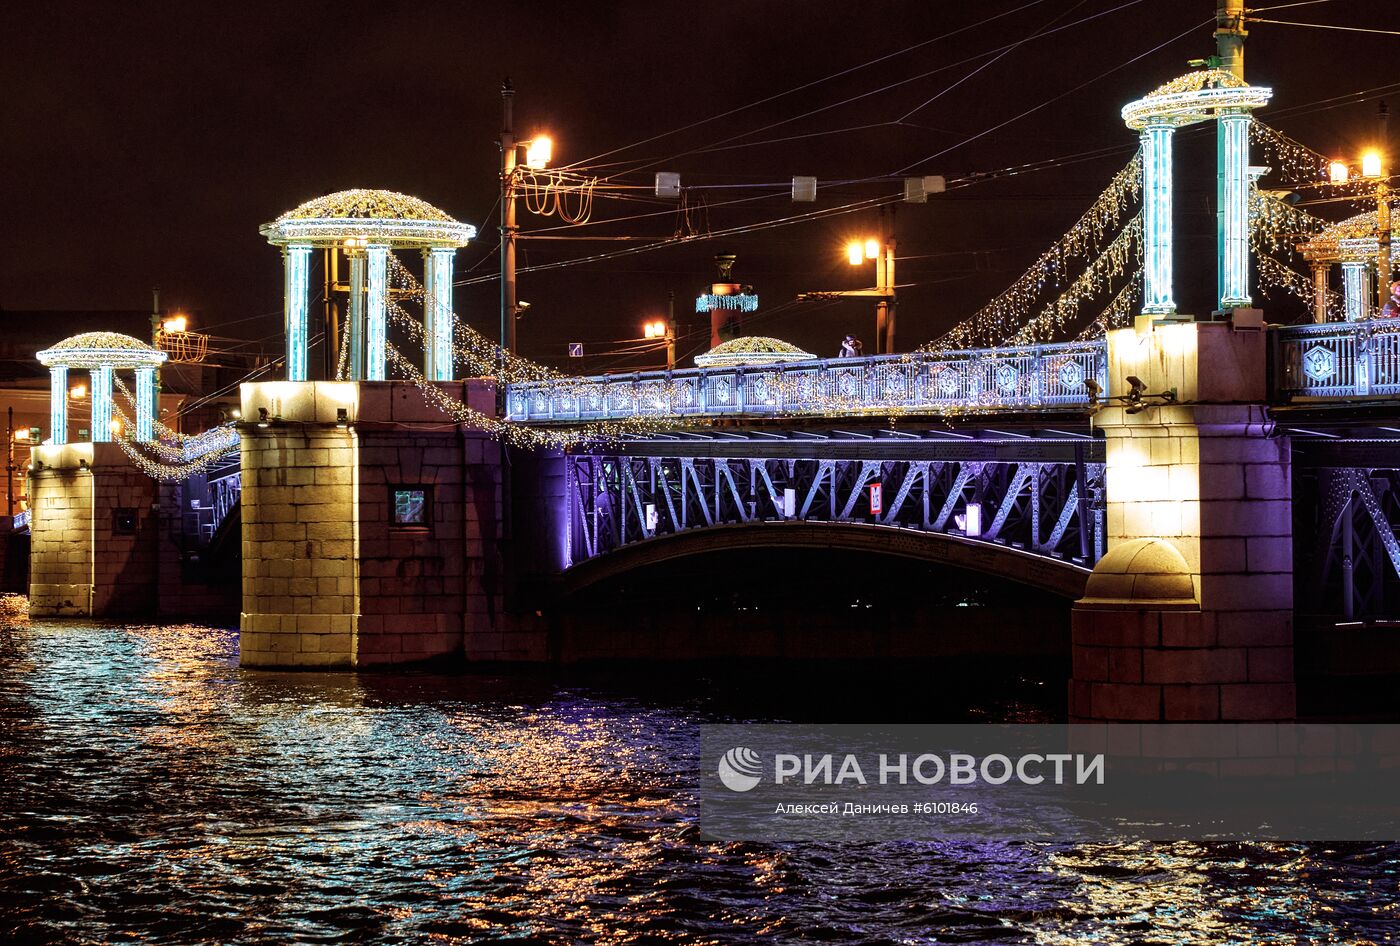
[428,248,454,381]
[1342,262,1371,321]
[348,252,366,380]
[422,250,438,379]
[283,244,312,381]
[366,245,388,381]
[1217,110,1252,309]
[91,365,113,443]
[1141,122,1176,315]
[48,366,67,445]
[134,366,155,442]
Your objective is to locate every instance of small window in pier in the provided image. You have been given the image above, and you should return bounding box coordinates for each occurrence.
[391,488,430,529]
[113,508,138,534]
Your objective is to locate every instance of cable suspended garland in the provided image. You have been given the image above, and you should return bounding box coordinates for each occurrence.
[1008,213,1142,344]
[1073,275,1143,340]
[917,149,1142,352]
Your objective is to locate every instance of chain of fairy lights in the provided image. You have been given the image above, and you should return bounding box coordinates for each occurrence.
[1008,212,1142,345]
[1249,188,1344,320]
[1073,275,1143,340]
[519,169,597,224]
[1254,253,1342,320]
[109,401,239,480]
[917,149,1142,352]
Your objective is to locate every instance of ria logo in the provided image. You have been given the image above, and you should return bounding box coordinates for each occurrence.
[717,746,763,792]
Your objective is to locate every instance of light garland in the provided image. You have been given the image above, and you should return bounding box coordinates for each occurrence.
[918,150,1142,352]
[1074,275,1143,339]
[1010,213,1142,344]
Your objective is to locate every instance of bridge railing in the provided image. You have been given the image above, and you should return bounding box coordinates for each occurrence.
[1273,320,1400,399]
[505,340,1109,422]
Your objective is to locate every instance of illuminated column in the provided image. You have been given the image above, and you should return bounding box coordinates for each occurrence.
[48,366,68,445]
[134,366,155,442]
[1342,262,1371,322]
[1141,122,1176,315]
[366,245,388,381]
[1311,262,1329,323]
[422,250,437,379]
[426,248,455,381]
[1217,110,1252,309]
[283,243,312,381]
[348,252,366,380]
[91,365,113,443]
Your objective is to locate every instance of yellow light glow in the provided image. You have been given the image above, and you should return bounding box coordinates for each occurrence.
[14,429,30,442]
[847,242,863,265]
[109,419,122,434]
[162,315,188,333]
[68,384,86,399]
[1362,150,1383,179]
[643,320,667,339]
[526,136,552,170]
[864,239,880,260]
[1329,161,1350,184]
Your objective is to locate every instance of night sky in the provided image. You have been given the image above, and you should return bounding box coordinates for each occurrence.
[2,0,1394,372]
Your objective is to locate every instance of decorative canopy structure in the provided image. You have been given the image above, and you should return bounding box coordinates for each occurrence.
[694,336,815,369]
[260,189,477,383]
[1122,69,1272,316]
[1298,211,1400,321]
[36,333,167,445]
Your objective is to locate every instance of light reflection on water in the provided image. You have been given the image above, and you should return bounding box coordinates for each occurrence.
[0,613,1396,944]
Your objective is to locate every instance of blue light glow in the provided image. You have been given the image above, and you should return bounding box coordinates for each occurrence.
[348,254,366,380]
[1342,262,1370,322]
[284,244,312,381]
[366,246,388,381]
[695,294,758,314]
[426,248,455,381]
[1141,123,1176,315]
[49,366,67,445]
[1218,112,1252,308]
[134,366,155,442]
[91,365,112,443]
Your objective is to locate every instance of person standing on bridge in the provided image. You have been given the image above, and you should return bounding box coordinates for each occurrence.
[839,334,863,358]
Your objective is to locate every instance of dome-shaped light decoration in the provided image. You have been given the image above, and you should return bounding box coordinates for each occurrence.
[694,336,817,368]
[260,189,476,384]
[36,333,168,447]
[259,188,476,248]
[1122,70,1273,317]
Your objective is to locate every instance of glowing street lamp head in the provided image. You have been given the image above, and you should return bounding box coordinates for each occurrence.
[643,319,667,339]
[864,238,880,260]
[846,242,863,266]
[109,419,122,435]
[1329,161,1350,184]
[525,135,552,170]
[1362,150,1384,179]
[68,384,86,399]
[162,314,188,333]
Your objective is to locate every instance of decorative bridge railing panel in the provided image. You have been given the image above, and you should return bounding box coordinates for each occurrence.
[1274,321,1400,399]
[564,453,1105,573]
[507,341,1109,422]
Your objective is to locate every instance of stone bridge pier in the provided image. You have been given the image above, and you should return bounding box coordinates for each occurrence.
[1071,313,1295,721]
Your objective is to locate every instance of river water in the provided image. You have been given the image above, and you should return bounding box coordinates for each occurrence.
[1,610,1397,944]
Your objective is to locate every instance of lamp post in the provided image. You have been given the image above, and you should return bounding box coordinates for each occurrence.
[499,80,552,358]
[642,318,674,370]
[1330,148,1391,317]
[800,209,897,356]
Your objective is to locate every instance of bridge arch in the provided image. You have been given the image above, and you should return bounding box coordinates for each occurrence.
[560,520,1091,600]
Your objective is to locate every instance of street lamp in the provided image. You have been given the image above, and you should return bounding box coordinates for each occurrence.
[161,314,188,333]
[642,318,675,370]
[1331,147,1391,316]
[499,79,555,357]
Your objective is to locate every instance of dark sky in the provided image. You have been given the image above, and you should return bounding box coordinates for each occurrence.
[1,0,1394,371]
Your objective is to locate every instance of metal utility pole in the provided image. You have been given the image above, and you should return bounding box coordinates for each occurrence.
[1379,102,1393,316]
[1214,0,1246,80]
[666,291,677,370]
[879,206,897,354]
[499,79,518,358]
[150,287,162,413]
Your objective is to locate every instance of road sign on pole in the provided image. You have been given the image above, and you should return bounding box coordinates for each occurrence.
[869,483,883,516]
[568,342,584,358]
